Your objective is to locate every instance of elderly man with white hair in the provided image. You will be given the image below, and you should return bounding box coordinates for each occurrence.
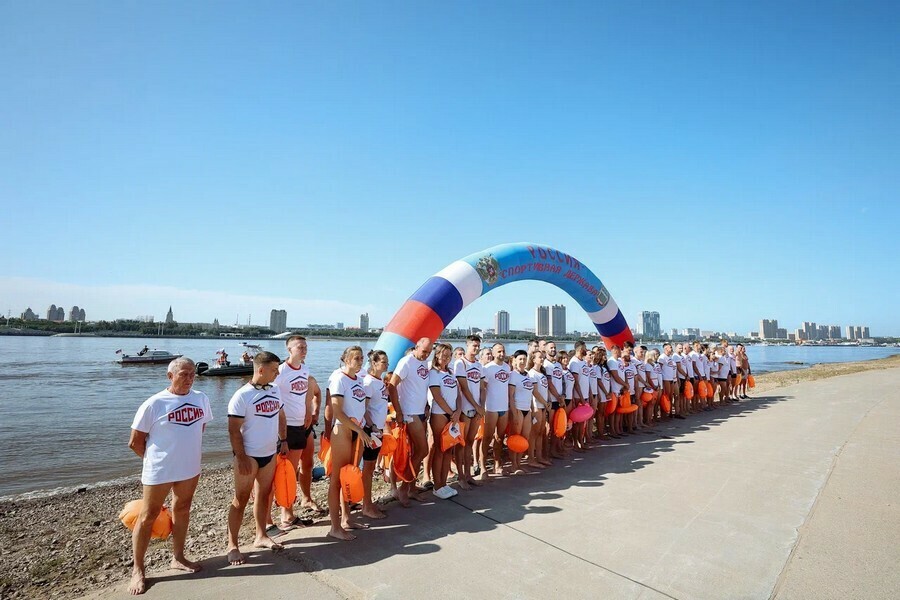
[127,357,212,595]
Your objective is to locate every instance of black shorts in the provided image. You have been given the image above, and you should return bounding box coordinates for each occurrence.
[551,401,560,410]
[716,378,728,382]
[519,409,530,417]
[362,426,380,461]
[286,425,312,450]
[252,454,275,469]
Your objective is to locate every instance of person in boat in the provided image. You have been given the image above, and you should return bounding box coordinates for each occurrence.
[241,351,252,365]
[217,350,229,366]
[127,357,211,595]
[138,345,149,357]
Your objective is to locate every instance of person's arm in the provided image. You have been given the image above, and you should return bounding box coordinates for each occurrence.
[508,380,516,412]
[306,376,320,428]
[128,429,148,458]
[277,408,288,455]
[676,359,687,378]
[532,380,549,410]
[455,364,481,415]
[572,371,584,403]
[228,416,253,475]
[387,373,404,423]
[546,370,563,402]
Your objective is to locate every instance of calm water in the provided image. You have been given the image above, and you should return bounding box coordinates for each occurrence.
[0,336,897,498]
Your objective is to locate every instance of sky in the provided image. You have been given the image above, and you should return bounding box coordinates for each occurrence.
[1,1,898,336]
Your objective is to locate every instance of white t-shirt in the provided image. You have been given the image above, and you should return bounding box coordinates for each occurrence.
[653,362,663,387]
[623,361,637,394]
[528,368,549,410]
[632,358,646,390]
[363,373,389,430]
[543,359,563,399]
[689,351,702,378]
[453,357,483,411]
[562,368,575,400]
[428,368,459,415]
[227,383,283,457]
[132,388,212,485]
[589,364,599,396]
[643,361,657,389]
[483,362,512,412]
[568,356,590,400]
[328,370,368,425]
[509,370,534,411]
[607,358,623,394]
[728,354,738,375]
[275,361,309,427]
[700,354,710,378]
[659,354,676,381]
[394,353,430,416]
[673,353,685,379]
[598,366,610,401]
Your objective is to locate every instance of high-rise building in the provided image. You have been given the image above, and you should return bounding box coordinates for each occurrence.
[828,325,842,339]
[165,306,175,325]
[269,309,287,333]
[776,328,787,339]
[846,325,855,340]
[336,322,344,330]
[359,313,369,331]
[861,326,870,338]
[795,328,807,341]
[759,319,778,339]
[68,305,81,321]
[802,321,817,341]
[637,311,661,339]
[550,304,566,337]
[495,310,510,336]
[535,306,550,337]
[78,308,85,321]
[854,325,863,340]
[20,308,37,321]
[47,304,58,321]
[817,325,829,340]
[682,328,700,338]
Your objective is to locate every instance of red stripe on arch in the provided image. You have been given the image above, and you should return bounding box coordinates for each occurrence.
[384,300,446,343]
[602,329,634,349]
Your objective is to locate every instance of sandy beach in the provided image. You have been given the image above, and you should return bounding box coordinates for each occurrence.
[1,354,898,599]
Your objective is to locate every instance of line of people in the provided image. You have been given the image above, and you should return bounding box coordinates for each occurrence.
[125,334,752,594]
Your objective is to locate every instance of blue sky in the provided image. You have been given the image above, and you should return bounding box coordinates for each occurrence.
[1,1,898,335]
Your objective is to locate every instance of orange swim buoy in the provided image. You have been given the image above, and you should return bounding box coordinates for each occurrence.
[379,431,398,457]
[318,437,331,462]
[734,374,743,386]
[698,381,708,399]
[392,425,416,482]
[440,421,466,452]
[748,375,756,388]
[506,434,529,453]
[475,420,485,441]
[323,446,333,477]
[340,439,364,504]
[683,381,694,400]
[604,393,618,416]
[640,390,654,405]
[552,407,567,437]
[118,500,173,540]
[660,392,671,413]
[273,455,297,509]
[616,404,638,415]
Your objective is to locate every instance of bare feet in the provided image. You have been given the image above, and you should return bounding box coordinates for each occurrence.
[128,569,146,595]
[475,471,490,482]
[342,519,370,530]
[327,527,357,541]
[226,548,245,566]
[170,556,202,573]
[301,498,324,512]
[467,477,482,487]
[253,535,284,551]
[527,461,547,470]
[361,506,387,519]
[396,485,411,508]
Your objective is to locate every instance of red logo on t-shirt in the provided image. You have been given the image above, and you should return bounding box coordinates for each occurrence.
[290,378,308,394]
[253,393,281,417]
[167,403,204,426]
[496,370,510,383]
[467,369,481,383]
[352,386,367,401]
[442,375,457,388]
[416,365,429,379]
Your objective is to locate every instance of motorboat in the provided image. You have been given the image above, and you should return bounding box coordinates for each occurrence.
[196,343,262,377]
[117,349,182,365]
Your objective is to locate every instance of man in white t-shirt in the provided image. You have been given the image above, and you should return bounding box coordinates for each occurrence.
[453,335,484,485]
[226,352,287,566]
[481,343,511,475]
[567,341,591,451]
[388,337,433,505]
[128,358,212,595]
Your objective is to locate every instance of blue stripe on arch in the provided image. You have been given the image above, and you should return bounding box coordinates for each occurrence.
[597,309,627,337]
[408,276,463,326]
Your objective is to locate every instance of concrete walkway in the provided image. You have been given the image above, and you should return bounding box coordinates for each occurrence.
[86,368,900,599]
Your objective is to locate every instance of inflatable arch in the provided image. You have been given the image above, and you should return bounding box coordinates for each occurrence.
[373,242,634,368]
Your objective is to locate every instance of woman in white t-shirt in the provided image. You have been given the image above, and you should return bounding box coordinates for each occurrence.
[526,350,552,468]
[644,349,662,426]
[361,350,390,520]
[507,350,535,474]
[593,347,611,440]
[326,346,374,541]
[555,352,575,459]
[427,343,461,500]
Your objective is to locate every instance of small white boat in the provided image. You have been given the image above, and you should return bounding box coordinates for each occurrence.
[117,349,183,365]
